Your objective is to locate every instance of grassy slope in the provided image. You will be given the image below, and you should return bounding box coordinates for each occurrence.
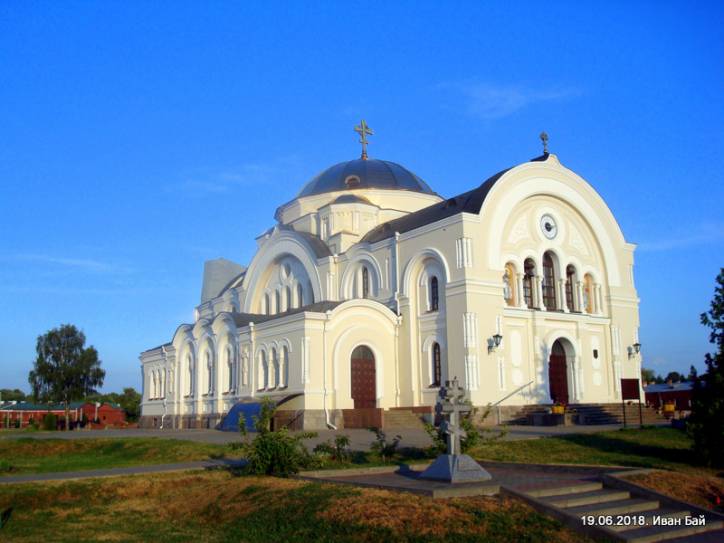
[469,427,709,473]
[0,471,589,543]
[0,438,232,475]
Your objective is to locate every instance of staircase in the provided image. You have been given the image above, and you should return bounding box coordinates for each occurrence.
[382,409,426,429]
[507,480,724,542]
[507,405,550,425]
[572,404,668,425]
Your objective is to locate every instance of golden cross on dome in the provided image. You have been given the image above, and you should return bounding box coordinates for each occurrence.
[540,131,549,154]
[354,120,374,160]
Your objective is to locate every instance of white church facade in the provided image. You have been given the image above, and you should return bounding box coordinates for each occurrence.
[140,125,643,429]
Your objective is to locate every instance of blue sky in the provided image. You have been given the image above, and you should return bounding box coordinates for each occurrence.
[1,1,722,393]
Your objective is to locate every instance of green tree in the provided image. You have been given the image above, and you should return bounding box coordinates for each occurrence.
[28,324,105,431]
[641,368,657,384]
[117,387,141,421]
[688,268,724,467]
[0,389,26,402]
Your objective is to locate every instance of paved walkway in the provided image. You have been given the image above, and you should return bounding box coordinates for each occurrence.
[0,423,636,450]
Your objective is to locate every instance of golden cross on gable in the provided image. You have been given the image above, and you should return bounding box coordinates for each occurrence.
[354,120,374,160]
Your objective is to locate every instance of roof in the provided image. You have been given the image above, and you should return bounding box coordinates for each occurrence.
[644,382,694,393]
[362,167,510,244]
[297,158,436,198]
[360,154,554,244]
[277,226,332,258]
[229,300,344,328]
[0,401,83,411]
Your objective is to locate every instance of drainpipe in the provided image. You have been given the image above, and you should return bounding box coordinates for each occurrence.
[323,310,337,429]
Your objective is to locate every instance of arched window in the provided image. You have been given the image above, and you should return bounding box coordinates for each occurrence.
[150,371,156,399]
[362,266,370,298]
[270,348,278,388]
[542,252,556,310]
[431,342,442,387]
[308,283,314,304]
[503,263,516,306]
[430,276,439,311]
[259,351,268,390]
[285,286,292,311]
[565,265,577,311]
[297,283,304,308]
[583,274,594,313]
[264,293,271,315]
[281,346,289,388]
[275,290,281,314]
[523,259,535,308]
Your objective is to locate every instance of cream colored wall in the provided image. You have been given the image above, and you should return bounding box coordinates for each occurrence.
[141,153,643,420]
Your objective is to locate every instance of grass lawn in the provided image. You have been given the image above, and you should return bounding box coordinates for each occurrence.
[469,427,707,472]
[0,470,589,543]
[0,438,233,476]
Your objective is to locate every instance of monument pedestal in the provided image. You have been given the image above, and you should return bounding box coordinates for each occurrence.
[419,454,492,483]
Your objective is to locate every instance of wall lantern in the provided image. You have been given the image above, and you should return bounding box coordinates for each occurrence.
[488,333,503,354]
[628,342,642,359]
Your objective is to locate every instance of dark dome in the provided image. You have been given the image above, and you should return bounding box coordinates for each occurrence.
[297,158,435,198]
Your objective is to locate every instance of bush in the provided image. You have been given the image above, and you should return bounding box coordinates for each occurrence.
[369,428,401,463]
[313,434,351,463]
[0,460,13,473]
[424,403,505,456]
[42,413,57,431]
[244,428,317,476]
[240,397,317,476]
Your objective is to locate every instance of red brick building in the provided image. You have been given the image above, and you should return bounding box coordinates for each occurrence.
[0,401,126,429]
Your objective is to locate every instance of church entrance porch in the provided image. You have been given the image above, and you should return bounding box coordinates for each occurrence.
[548,340,569,404]
[350,345,376,409]
[344,345,380,428]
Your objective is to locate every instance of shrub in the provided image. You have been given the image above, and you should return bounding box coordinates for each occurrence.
[244,428,317,476]
[42,413,57,431]
[240,397,317,476]
[0,460,13,473]
[369,428,401,463]
[424,403,505,456]
[313,434,351,463]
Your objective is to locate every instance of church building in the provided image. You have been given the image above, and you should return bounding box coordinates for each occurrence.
[139,123,642,429]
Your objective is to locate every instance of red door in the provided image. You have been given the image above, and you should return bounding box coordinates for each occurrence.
[549,341,569,404]
[351,346,376,409]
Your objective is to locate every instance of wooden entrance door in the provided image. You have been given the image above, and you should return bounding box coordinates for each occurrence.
[549,340,569,404]
[351,346,376,409]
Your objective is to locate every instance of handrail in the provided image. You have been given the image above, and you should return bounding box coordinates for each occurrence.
[489,380,534,407]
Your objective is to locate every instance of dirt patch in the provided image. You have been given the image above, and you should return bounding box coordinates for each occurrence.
[627,470,724,513]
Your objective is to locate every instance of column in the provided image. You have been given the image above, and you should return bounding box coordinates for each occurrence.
[557,278,567,312]
[516,273,526,308]
[535,275,546,310]
[595,284,604,315]
[576,281,585,313]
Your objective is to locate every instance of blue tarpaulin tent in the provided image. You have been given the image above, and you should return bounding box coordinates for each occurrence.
[217,401,262,432]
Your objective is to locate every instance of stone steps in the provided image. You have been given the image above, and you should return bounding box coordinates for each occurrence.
[382,409,426,429]
[508,403,669,426]
[508,478,724,542]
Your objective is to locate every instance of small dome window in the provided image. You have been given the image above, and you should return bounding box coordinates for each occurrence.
[344,175,361,188]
